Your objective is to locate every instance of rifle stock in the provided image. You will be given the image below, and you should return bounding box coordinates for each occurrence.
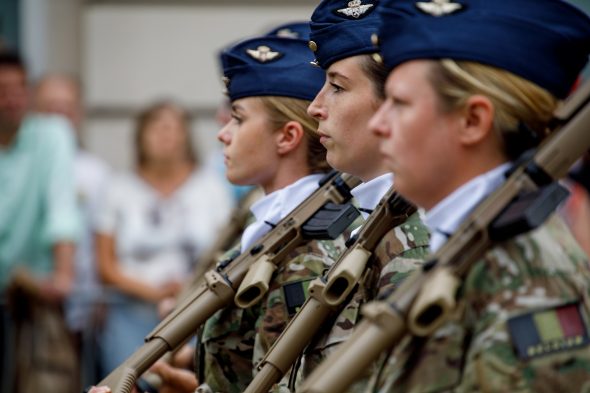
[92,172,360,393]
[299,82,590,393]
[243,189,416,393]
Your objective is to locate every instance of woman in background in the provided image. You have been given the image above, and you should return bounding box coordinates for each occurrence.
[95,101,232,375]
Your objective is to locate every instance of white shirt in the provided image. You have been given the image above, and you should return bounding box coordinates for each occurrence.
[240,174,325,253]
[425,163,512,253]
[95,169,233,287]
[351,173,394,219]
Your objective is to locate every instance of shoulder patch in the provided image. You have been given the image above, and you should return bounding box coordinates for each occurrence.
[507,302,590,360]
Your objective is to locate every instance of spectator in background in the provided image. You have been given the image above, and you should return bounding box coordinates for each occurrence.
[0,51,80,393]
[34,73,111,385]
[95,101,232,375]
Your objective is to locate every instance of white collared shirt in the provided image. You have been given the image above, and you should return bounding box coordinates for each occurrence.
[348,173,394,238]
[351,173,394,219]
[240,174,325,253]
[425,163,511,253]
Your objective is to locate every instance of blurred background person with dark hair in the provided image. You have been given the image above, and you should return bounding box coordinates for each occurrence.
[0,50,80,393]
[94,100,232,376]
[34,73,111,385]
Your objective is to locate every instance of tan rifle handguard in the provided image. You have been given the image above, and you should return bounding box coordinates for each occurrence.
[235,254,277,308]
[299,81,590,393]
[233,174,362,308]
[322,245,372,306]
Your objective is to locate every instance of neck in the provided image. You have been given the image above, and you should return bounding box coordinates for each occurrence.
[354,159,390,183]
[424,156,507,211]
[262,163,311,195]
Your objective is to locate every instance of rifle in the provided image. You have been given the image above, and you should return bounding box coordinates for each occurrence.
[92,171,361,393]
[181,187,263,299]
[299,81,590,393]
[243,187,416,393]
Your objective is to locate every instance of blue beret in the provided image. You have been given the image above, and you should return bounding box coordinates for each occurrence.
[265,21,311,41]
[377,0,590,99]
[220,36,325,101]
[309,0,380,69]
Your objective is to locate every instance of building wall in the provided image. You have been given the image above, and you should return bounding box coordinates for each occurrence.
[21,0,318,170]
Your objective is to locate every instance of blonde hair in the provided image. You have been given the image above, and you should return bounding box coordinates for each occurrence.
[259,96,330,173]
[428,60,559,159]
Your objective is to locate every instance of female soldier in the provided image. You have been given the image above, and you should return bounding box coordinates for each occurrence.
[88,31,341,393]
[366,0,590,391]
[196,34,348,393]
[277,1,430,390]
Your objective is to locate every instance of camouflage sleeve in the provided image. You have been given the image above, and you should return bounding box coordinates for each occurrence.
[253,238,346,391]
[196,244,260,393]
[368,215,590,393]
[295,212,430,393]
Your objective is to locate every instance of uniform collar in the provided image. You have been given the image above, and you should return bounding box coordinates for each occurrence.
[240,173,325,253]
[425,163,511,253]
[351,173,394,218]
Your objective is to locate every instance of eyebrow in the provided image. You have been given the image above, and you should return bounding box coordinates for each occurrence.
[231,103,244,114]
[327,70,351,83]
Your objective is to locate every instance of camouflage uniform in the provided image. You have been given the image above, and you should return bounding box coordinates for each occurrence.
[276,211,430,393]
[197,238,347,393]
[366,214,590,393]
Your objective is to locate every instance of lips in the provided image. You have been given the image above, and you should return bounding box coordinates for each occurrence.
[318,131,331,145]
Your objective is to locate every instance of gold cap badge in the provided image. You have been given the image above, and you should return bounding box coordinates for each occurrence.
[371,33,379,46]
[337,0,374,19]
[246,46,282,63]
[415,0,463,17]
[309,40,318,52]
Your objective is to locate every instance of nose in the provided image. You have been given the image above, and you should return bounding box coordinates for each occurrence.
[217,122,232,145]
[307,86,327,120]
[369,101,391,139]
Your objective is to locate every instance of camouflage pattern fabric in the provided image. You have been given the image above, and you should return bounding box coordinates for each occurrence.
[197,237,347,393]
[276,211,430,393]
[366,214,590,393]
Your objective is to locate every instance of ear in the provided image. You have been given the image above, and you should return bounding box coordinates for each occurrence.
[457,95,495,146]
[275,120,305,155]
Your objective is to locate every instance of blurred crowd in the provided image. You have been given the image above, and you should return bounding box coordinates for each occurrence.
[0,49,237,393]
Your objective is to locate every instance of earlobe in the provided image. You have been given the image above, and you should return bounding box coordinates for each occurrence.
[276,121,304,155]
[460,95,495,145]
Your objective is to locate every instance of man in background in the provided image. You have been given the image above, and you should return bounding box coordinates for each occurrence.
[34,73,111,385]
[0,51,80,393]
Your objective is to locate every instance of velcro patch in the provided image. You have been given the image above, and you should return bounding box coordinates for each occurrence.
[507,302,590,360]
[282,279,312,317]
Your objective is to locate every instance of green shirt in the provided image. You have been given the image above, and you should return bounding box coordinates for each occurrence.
[0,115,80,290]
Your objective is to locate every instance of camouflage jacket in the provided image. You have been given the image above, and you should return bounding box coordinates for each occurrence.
[197,238,347,393]
[366,214,590,393]
[278,211,430,393]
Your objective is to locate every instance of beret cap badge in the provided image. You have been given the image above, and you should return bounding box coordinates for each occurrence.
[246,45,282,63]
[336,0,375,19]
[275,28,300,39]
[415,0,463,17]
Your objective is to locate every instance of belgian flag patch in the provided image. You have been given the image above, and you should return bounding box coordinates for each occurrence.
[507,302,590,360]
